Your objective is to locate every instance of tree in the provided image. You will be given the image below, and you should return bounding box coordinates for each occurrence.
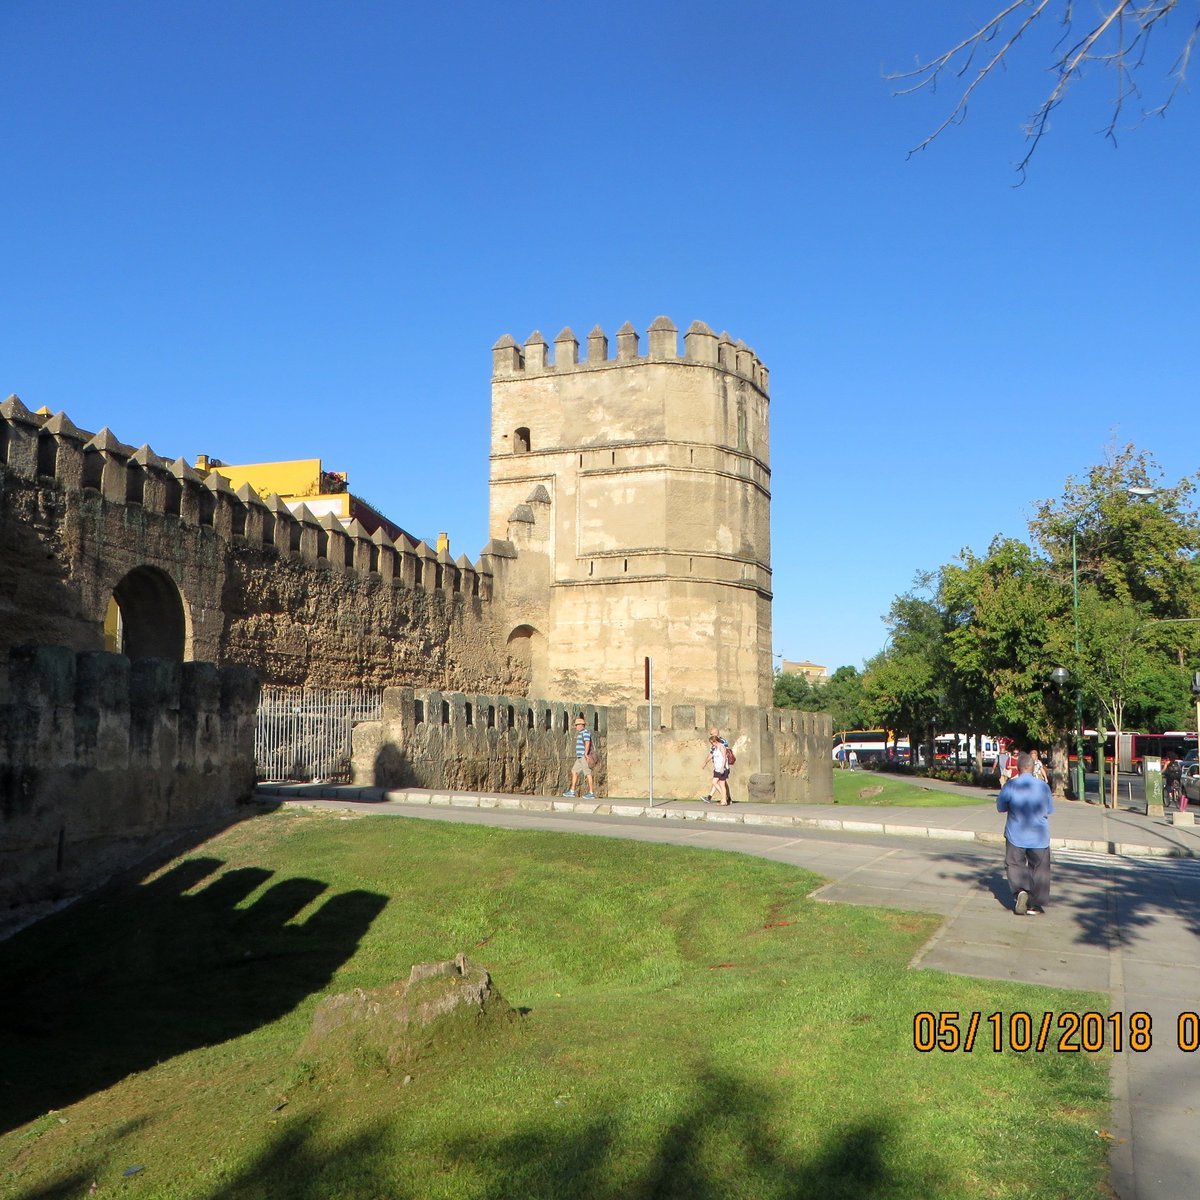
[1030,443,1200,621]
[773,666,867,733]
[861,585,952,761]
[1072,588,1158,806]
[894,2,1199,174]
[941,538,1071,743]
[773,671,823,711]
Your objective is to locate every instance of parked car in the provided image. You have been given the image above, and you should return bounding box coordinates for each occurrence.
[1183,763,1200,805]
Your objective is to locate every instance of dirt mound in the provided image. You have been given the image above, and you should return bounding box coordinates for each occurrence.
[302,953,517,1076]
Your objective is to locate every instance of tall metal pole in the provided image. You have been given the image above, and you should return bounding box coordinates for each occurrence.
[1073,531,1087,803]
[645,656,654,807]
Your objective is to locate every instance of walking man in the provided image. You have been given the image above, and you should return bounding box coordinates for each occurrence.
[563,715,596,800]
[997,751,1053,915]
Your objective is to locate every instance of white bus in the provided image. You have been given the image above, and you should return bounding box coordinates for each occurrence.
[932,733,1002,768]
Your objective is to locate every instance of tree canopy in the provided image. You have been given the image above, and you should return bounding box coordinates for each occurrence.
[859,444,1200,780]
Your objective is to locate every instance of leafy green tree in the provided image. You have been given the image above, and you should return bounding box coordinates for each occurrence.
[940,537,1071,749]
[1030,443,1200,620]
[773,666,866,733]
[773,671,821,710]
[821,666,867,733]
[861,585,951,761]
[1072,589,1158,807]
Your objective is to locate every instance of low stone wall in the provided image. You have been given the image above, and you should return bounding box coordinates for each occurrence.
[351,690,831,803]
[0,644,259,910]
[604,704,832,803]
[351,688,607,796]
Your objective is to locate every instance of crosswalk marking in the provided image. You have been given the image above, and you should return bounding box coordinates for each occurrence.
[1054,847,1200,878]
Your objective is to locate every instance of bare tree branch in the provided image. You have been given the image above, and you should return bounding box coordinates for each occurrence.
[891,2,1192,175]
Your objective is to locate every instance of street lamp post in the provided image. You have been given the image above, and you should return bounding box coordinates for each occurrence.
[1050,665,1073,796]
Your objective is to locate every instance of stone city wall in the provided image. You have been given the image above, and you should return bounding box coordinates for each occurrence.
[0,395,522,693]
[352,689,832,804]
[352,688,609,796]
[0,644,259,910]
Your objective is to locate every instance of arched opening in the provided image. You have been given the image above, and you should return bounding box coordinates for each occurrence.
[513,426,530,454]
[109,565,187,660]
[506,623,547,694]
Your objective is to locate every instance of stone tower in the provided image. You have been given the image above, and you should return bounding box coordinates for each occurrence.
[487,316,772,711]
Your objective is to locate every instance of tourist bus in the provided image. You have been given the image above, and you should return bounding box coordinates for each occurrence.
[1117,731,1197,774]
[831,730,909,765]
[1068,730,1198,774]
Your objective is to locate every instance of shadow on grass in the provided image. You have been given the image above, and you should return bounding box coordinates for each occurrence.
[0,856,386,1136]
[191,1066,939,1200]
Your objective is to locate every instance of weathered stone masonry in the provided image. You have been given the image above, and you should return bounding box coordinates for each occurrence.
[0,644,258,909]
[0,394,521,693]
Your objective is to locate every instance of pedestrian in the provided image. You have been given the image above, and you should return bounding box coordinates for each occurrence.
[562,714,596,800]
[997,744,1016,786]
[997,751,1054,916]
[1029,748,1049,783]
[702,732,732,805]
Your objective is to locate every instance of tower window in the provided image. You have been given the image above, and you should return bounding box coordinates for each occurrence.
[514,427,531,454]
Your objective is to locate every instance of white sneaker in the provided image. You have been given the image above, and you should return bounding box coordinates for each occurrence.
[1014,890,1029,916]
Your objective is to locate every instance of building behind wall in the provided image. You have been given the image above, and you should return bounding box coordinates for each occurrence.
[487,317,773,714]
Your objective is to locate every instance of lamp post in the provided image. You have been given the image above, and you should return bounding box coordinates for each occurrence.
[1069,532,1088,802]
[1051,667,1080,796]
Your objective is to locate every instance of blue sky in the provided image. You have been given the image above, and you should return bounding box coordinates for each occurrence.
[4,1,1197,673]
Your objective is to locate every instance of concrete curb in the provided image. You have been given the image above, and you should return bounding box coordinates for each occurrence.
[253,784,1198,859]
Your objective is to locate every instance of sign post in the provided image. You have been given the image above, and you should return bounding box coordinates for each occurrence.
[645,656,653,807]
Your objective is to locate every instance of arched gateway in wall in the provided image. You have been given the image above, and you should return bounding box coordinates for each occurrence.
[107,565,187,660]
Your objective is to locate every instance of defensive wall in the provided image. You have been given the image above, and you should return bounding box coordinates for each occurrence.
[0,643,258,909]
[351,687,831,803]
[0,395,520,693]
[2,315,830,814]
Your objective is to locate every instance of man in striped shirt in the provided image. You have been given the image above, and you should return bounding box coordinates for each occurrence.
[563,715,596,799]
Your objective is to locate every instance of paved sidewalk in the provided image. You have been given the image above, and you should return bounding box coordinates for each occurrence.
[256,784,1200,1200]
[256,780,1200,858]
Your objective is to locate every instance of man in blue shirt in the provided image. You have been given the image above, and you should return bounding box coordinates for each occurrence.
[563,715,596,800]
[997,751,1054,915]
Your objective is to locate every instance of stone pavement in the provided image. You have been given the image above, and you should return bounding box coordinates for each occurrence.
[256,782,1200,1200]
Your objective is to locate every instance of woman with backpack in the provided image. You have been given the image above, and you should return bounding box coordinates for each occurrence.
[703,731,734,805]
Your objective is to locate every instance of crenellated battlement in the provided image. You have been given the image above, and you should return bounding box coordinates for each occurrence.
[491,317,770,395]
[0,394,498,602]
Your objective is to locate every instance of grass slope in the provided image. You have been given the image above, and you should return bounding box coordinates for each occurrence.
[1,811,1107,1199]
[831,772,992,807]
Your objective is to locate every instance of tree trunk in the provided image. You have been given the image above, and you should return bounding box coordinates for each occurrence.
[1051,737,1069,800]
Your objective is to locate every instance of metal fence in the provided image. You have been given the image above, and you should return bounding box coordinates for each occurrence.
[255,687,383,782]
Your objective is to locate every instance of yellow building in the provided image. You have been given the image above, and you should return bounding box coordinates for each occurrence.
[781,659,827,681]
[194,456,416,545]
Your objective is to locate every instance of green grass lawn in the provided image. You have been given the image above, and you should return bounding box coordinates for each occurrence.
[0,810,1108,1199]
[831,771,992,807]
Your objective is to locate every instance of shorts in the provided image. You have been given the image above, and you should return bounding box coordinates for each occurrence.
[713,769,730,781]
[574,756,594,776]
